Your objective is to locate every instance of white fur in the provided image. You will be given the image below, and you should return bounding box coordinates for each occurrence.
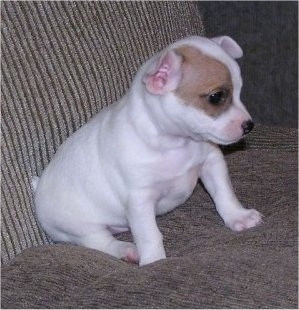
[34,36,262,266]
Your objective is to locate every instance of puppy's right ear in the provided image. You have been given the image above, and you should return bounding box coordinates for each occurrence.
[212,36,243,59]
[143,50,182,95]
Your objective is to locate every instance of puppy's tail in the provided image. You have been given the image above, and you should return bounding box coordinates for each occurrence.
[31,176,40,193]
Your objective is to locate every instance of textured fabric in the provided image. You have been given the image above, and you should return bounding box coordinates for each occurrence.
[2,134,298,308]
[1,1,205,264]
[1,2,298,308]
[198,1,298,127]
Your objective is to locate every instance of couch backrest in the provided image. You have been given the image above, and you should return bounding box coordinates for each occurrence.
[1,1,204,264]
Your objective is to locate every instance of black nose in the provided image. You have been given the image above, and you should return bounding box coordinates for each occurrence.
[242,120,254,135]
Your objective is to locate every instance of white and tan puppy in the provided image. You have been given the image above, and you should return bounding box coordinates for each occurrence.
[34,36,262,266]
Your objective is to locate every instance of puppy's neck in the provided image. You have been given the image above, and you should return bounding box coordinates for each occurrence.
[124,89,190,150]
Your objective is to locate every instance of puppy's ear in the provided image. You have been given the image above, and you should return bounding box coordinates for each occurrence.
[211,36,243,59]
[143,50,182,95]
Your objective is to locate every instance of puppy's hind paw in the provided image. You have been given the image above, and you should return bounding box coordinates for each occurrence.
[119,243,139,264]
[227,209,263,232]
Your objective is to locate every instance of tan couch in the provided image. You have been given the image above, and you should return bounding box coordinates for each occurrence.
[1,2,297,308]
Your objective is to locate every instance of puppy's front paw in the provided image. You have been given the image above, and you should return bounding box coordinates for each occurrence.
[226,208,263,232]
[139,249,166,266]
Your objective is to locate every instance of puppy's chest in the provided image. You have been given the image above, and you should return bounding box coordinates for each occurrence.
[155,142,205,178]
[154,165,199,215]
[152,148,202,214]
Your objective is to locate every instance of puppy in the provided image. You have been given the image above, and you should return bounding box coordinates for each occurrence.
[34,36,262,266]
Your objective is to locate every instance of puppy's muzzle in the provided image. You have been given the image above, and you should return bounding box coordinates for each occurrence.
[242,120,254,135]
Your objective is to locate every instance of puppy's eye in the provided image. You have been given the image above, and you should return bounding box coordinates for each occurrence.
[208,90,226,105]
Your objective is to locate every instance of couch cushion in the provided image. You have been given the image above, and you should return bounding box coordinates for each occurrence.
[1,1,205,264]
[1,244,296,309]
[2,129,298,308]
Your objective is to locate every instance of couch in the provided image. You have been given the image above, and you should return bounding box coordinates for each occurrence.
[1,2,297,308]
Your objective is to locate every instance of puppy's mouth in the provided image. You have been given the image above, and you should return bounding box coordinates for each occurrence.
[191,132,243,146]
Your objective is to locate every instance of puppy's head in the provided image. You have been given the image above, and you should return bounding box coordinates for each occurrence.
[142,36,253,145]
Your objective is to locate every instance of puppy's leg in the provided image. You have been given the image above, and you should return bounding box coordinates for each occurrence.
[74,230,139,264]
[200,148,263,232]
[127,193,166,266]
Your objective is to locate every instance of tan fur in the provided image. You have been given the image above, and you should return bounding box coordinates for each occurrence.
[175,46,233,117]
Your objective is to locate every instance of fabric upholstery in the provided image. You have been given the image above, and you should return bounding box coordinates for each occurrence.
[199,1,298,127]
[1,1,298,308]
[1,1,204,264]
[2,127,298,308]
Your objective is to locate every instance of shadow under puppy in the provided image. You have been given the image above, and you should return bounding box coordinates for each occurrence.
[34,36,262,266]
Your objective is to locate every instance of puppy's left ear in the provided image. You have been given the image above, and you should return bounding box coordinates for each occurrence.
[212,36,243,59]
[143,50,182,95]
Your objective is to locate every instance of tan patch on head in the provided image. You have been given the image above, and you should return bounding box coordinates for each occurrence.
[174,45,233,117]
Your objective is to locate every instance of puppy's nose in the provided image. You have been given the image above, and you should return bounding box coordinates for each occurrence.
[242,120,254,135]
